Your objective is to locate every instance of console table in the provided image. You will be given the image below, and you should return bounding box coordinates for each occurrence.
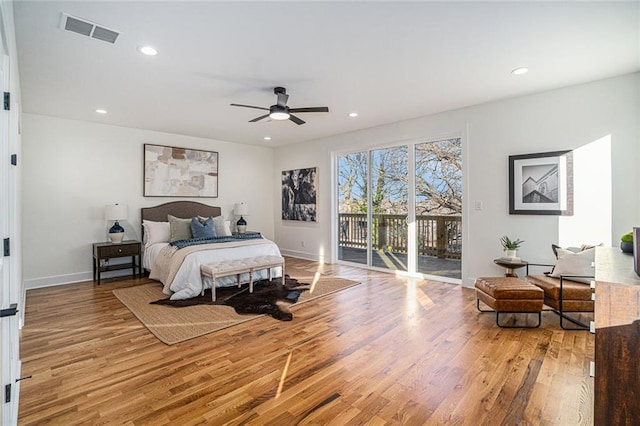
[593,247,640,424]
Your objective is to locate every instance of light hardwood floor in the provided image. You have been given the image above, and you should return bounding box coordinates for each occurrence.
[19,258,594,425]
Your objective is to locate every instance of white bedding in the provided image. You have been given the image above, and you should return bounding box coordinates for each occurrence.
[143,242,167,270]
[147,238,283,300]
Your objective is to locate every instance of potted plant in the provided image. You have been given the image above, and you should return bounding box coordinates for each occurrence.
[500,235,524,259]
[620,231,634,253]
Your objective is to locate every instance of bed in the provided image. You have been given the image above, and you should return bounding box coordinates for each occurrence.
[141,201,282,300]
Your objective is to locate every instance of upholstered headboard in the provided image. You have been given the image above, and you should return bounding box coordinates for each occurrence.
[141,201,222,224]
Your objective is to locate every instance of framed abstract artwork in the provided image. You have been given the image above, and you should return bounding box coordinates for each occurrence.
[509,150,573,215]
[144,144,219,197]
[282,167,317,222]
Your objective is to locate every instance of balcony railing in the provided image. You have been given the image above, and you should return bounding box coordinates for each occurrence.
[338,213,462,259]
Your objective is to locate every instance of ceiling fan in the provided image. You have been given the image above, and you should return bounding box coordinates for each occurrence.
[230,87,329,125]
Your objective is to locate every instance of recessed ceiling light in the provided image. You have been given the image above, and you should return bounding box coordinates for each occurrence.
[95,109,107,114]
[511,67,529,75]
[138,45,158,56]
[263,136,272,141]
[348,112,358,117]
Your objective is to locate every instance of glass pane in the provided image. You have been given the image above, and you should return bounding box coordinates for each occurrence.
[370,146,408,272]
[415,138,462,279]
[337,152,368,265]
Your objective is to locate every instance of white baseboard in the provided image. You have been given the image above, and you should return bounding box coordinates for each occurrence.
[279,248,326,263]
[462,277,476,288]
[25,269,135,290]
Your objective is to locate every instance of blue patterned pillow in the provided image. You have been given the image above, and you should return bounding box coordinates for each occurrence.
[191,216,216,239]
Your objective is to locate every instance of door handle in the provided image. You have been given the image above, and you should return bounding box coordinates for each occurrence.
[0,303,18,318]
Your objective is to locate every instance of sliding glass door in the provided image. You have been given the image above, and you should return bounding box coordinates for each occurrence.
[370,146,408,272]
[414,139,462,279]
[336,138,462,280]
[337,152,368,265]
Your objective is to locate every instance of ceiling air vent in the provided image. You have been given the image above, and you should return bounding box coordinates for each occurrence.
[60,13,120,44]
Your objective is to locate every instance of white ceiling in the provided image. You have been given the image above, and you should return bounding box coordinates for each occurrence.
[13,1,640,147]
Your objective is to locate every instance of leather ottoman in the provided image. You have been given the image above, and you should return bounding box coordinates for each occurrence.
[475,276,544,328]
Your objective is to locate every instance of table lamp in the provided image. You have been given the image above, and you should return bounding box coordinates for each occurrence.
[105,204,128,243]
[234,202,249,234]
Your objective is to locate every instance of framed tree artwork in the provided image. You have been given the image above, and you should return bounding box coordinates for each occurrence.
[282,167,317,222]
[509,150,573,215]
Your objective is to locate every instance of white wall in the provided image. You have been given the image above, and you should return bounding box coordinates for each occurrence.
[21,73,639,289]
[22,114,275,288]
[274,73,640,287]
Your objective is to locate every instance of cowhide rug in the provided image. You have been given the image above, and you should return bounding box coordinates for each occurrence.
[151,275,310,321]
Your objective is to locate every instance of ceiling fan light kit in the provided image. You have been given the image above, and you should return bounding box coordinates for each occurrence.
[269,105,289,120]
[230,87,329,126]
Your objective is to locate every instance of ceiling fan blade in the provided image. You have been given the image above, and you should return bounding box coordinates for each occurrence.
[249,114,270,123]
[288,107,329,113]
[289,114,306,125]
[276,92,289,107]
[230,103,269,111]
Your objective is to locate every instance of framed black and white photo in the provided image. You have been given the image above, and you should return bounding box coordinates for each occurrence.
[282,167,317,222]
[509,150,573,215]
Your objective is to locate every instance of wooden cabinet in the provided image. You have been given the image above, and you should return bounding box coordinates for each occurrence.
[92,240,142,284]
[594,247,640,425]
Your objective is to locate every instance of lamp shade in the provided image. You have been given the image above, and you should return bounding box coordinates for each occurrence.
[234,203,249,216]
[105,204,128,221]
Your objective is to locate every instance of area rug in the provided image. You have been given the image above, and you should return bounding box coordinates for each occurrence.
[112,268,359,345]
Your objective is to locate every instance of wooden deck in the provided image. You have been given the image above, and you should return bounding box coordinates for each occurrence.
[339,246,462,279]
[18,257,593,425]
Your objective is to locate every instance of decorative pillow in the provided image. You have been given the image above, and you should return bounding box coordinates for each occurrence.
[549,248,595,284]
[552,243,597,258]
[213,215,232,237]
[168,215,192,242]
[191,216,216,239]
[142,220,171,246]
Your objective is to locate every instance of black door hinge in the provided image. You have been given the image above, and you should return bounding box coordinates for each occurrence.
[3,92,9,111]
[10,154,17,166]
[3,238,9,256]
[4,383,10,403]
[0,303,18,318]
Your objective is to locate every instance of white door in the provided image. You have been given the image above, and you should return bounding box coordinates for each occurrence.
[0,30,21,425]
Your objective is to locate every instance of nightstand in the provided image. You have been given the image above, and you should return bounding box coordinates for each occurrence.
[93,240,142,284]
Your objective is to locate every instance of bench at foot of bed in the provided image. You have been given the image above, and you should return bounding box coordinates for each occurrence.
[200,255,285,301]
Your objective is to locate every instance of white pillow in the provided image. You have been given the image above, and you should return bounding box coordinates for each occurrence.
[142,220,171,247]
[212,216,232,237]
[549,247,595,284]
